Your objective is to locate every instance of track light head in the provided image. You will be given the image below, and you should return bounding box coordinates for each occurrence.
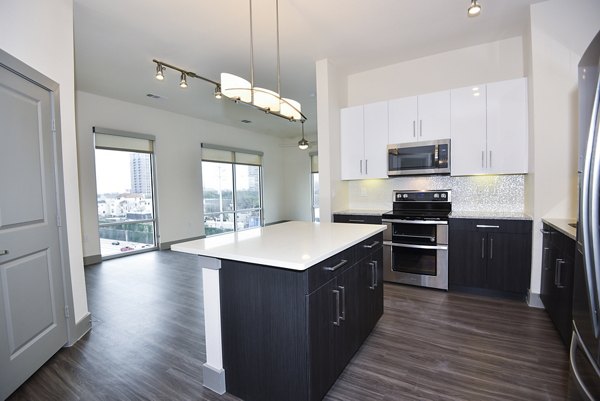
[468,0,481,17]
[214,85,222,99]
[155,63,165,80]
[298,138,309,150]
[179,73,188,88]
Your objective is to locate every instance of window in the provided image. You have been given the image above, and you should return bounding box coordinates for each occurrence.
[201,144,263,236]
[310,152,319,222]
[94,127,158,258]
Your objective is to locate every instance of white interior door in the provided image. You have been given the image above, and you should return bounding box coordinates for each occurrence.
[0,62,68,399]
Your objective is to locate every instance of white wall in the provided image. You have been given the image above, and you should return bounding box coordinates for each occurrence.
[280,143,313,221]
[0,0,88,322]
[527,0,600,295]
[347,36,525,106]
[76,91,295,258]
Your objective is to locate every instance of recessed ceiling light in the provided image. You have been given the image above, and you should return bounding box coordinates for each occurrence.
[241,119,252,124]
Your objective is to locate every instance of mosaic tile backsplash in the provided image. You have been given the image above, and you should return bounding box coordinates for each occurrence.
[347,175,525,213]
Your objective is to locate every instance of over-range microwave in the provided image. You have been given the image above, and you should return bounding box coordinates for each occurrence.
[387,139,450,176]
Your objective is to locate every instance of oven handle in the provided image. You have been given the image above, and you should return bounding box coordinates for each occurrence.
[382,219,448,225]
[383,241,447,251]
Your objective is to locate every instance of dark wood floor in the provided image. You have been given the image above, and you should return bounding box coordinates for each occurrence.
[8,251,570,401]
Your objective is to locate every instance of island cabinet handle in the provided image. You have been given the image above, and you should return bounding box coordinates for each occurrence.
[369,262,376,290]
[323,259,348,272]
[338,285,346,321]
[363,240,380,249]
[374,260,378,288]
[332,290,341,326]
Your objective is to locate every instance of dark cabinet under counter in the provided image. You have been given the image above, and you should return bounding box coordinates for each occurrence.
[540,222,575,345]
[448,218,532,299]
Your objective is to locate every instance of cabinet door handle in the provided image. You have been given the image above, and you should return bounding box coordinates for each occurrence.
[324,259,348,272]
[419,120,423,137]
[481,237,485,259]
[365,159,368,175]
[0,250,8,256]
[543,247,550,270]
[374,260,378,288]
[369,262,376,290]
[540,229,552,235]
[489,237,494,260]
[489,150,493,168]
[482,151,485,168]
[413,120,416,137]
[476,224,500,229]
[555,259,565,288]
[338,285,346,321]
[332,289,341,326]
[363,240,380,249]
[359,160,362,174]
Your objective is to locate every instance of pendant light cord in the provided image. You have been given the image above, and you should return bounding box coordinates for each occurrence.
[276,0,281,95]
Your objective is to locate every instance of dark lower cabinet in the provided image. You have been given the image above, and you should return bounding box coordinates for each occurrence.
[220,233,383,401]
[449,218,532,298]
[540,223,575,345]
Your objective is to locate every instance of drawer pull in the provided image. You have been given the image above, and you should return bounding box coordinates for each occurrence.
[363,240,380,249]
[324,259,348,272]
[476,224,500,229]
[540,229,552,235]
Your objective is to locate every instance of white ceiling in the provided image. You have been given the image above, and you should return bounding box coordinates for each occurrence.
[74,0,545,141]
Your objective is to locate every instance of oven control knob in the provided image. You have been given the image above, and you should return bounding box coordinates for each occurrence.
[403,194,408,199]
[433,193,439,198]
[441,193,447,198]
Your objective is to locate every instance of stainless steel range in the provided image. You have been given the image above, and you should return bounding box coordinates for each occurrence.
[382,190,451,290]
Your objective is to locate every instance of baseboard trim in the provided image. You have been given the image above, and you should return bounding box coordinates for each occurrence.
[202,363,226,395]
[83,254,102,266]
[265,220,290,226]
[67,312,92,346]
[160,235,206,250]
[527,290,544,309]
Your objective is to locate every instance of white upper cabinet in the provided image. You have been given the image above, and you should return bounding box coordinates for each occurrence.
[388,90,451,144]
[486,78,528,175]
[450,77,528,176]
[451,85,487,175]
[340,101,388,180]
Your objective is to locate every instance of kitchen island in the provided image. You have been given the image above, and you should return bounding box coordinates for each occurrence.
[172,221,386,401]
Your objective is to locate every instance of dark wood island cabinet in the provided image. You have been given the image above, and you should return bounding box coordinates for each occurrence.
[219,232,384,401]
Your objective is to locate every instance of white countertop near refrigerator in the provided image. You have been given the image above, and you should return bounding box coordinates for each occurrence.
[171,221,386,271]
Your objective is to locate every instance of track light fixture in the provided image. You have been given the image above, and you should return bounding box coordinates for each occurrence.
[155,63,165,80]
[298,121,309,150]
[152,0,306,124]
[468,0,481,17]
[179,73,188,88]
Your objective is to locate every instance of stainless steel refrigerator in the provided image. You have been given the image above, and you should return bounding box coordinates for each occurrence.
[571,29,600,400]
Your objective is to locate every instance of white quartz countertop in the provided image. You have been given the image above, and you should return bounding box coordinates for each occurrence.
[542,218,577,241]
[171,221,386,271]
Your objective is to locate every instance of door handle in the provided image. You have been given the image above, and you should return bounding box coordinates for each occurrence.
[482,151,485,168]
[542,247,550,270]
[0,250,8,256]
[489,237,494,260]
[359,160,362,174]
[338,285,346,321]
[413,120,416,137]
[332,289,341,326]
[481,237,485,259]
[419,120,423,137]
[365,159,368,175]
[369,262,376,290]
[373,260,378,288]
[489,150,493,168]
[555,259,565,288]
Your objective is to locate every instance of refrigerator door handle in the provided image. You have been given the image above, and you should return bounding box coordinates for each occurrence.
[570,329,600,401]
[581,69,600,338]
[589,74,600,334]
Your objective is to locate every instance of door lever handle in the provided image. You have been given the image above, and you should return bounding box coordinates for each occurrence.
[0,250,8,256]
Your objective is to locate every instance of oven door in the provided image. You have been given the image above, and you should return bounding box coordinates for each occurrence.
[383,220,449,290]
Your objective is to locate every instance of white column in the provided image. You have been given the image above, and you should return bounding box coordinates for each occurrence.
[199,256,226,394]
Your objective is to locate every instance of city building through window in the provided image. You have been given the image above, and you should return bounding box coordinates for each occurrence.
[93,127,157,258]
[201,144,263,236]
